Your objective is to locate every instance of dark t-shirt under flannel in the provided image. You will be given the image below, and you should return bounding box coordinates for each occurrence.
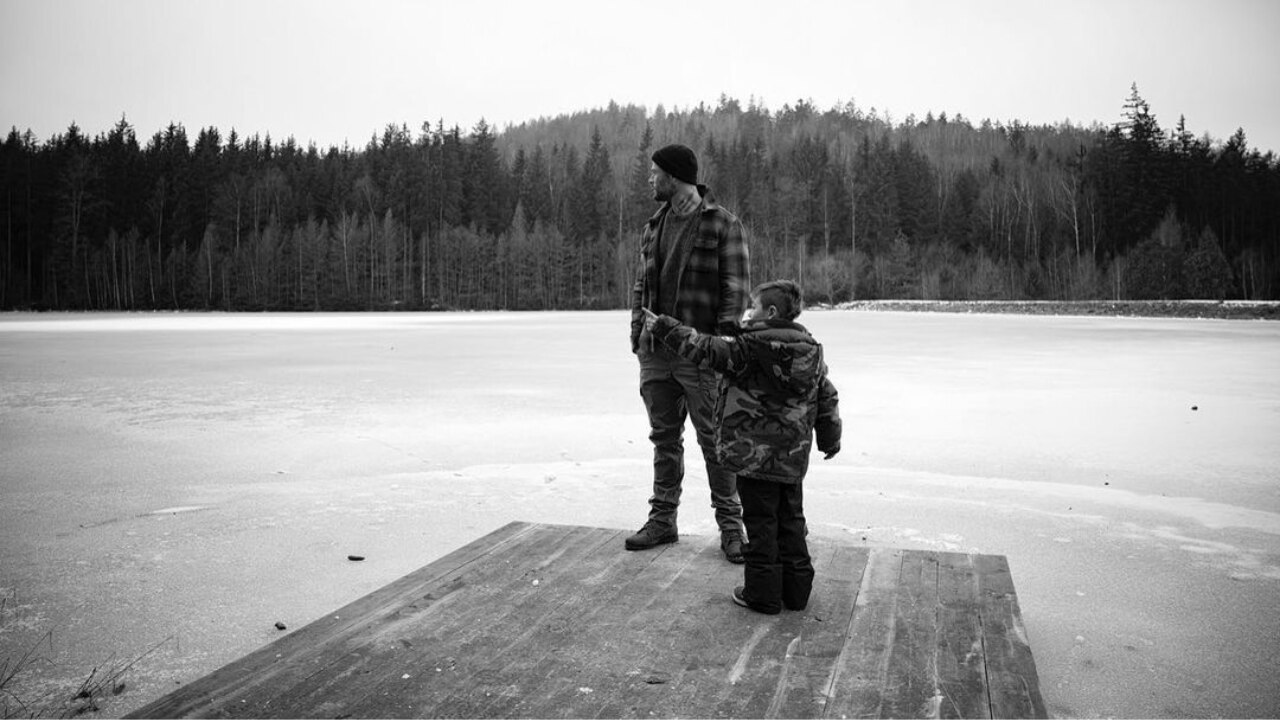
[655,209,698,316]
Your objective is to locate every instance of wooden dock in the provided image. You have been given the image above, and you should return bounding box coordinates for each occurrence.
[127,521,1046,719]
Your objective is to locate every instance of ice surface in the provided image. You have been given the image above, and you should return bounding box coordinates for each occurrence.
[2,310,1278,717]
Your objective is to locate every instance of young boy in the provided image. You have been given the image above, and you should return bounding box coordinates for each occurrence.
[643,280,841,614]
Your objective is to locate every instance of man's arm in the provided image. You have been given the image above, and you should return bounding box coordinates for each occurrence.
[630,273,645,353]
[716,217,749,336]
[630,230,652,353]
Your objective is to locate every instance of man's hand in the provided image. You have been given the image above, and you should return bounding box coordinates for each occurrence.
[823,444,840,460]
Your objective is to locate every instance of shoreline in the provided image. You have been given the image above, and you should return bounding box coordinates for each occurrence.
[828,299,1280,321]
[5,299,1280,322]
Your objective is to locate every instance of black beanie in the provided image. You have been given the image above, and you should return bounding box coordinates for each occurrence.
[652,144,698,186]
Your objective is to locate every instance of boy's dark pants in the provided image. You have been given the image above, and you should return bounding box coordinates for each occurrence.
[738,475,814,613]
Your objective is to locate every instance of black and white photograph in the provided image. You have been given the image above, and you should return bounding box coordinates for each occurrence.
[2,1,1278,717]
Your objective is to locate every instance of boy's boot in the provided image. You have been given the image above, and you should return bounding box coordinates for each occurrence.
[732,586,781,615]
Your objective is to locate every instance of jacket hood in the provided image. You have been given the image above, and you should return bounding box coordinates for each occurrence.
[740,320,824,394]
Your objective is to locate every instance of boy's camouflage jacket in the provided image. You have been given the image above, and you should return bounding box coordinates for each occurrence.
[629,187,750,353]
[651,316,842,484]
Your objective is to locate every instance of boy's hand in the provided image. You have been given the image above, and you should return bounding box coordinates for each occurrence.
[641,307,659,332]
[822,444,840,460]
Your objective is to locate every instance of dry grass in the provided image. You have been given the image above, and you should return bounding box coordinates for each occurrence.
[1,591,170,718]
[1,628,55,718]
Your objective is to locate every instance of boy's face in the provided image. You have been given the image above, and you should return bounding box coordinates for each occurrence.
[744,294,775,323]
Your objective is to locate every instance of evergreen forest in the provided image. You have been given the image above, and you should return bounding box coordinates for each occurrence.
[2,86,1278,312]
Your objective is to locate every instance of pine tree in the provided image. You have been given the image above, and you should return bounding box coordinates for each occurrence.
[577,126,613,242]
[462,119,508,236]
[518,145,554,230]
[1115,84,1171,250]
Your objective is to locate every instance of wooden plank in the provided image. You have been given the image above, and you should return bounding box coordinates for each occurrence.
[934,552,992,719]
[821,547,904,718]
[975,554,1048,719]
[881,550,943,718]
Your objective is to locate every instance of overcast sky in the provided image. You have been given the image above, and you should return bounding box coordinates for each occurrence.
[4,0,1279,154]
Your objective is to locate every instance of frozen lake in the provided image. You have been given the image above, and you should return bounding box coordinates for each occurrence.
[2,310,1279,717]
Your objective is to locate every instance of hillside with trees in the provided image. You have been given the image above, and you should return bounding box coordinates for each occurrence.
[2,86,1277,311]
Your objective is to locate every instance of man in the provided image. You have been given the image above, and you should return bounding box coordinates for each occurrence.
[627,143,750,563]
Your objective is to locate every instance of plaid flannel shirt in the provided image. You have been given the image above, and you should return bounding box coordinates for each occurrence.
[630,186,750,351]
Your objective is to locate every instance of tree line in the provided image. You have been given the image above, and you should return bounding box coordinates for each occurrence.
[2,86,1277,311]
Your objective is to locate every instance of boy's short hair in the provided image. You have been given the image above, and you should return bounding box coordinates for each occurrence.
[753,280,803,320]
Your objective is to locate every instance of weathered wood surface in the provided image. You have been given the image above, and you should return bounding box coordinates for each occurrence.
[127,521,1046,719]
